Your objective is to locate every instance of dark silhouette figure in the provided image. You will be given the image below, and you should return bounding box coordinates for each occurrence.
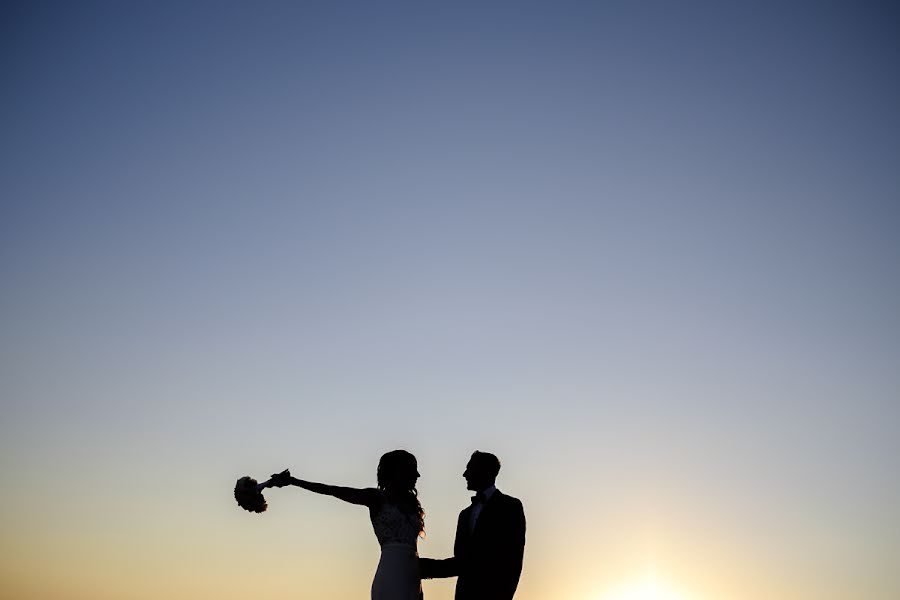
[269,450,425,600]
[420,451,526,600]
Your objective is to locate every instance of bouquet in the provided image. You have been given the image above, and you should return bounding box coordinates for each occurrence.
[234,469,291,513]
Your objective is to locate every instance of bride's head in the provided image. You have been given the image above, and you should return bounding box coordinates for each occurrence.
[377,449,425,534]
[377,449,420,492]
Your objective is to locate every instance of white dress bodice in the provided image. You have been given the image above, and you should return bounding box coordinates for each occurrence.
[370,500,420,548]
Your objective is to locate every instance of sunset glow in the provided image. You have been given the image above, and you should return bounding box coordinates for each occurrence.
[598,573,690,600]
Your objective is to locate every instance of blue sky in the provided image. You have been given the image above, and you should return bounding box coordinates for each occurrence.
[2,2,899,599]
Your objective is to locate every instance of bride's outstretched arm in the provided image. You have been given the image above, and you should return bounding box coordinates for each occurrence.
[270,472,381,508]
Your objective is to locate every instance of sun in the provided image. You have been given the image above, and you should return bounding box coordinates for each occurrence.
[597,572,689,600]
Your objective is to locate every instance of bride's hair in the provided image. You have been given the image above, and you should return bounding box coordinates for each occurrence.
[377,449,425,535]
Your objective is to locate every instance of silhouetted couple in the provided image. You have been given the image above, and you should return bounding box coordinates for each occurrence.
[269,450,526,600]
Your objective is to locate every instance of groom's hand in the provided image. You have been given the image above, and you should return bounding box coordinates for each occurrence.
[418,557,458,579]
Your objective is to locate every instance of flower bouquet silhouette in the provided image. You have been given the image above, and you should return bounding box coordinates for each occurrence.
[234,469,291,513]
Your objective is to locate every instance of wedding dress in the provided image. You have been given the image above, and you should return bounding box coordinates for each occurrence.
[370,498,423,600]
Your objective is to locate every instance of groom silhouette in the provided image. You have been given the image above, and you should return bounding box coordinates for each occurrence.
[420,451,526,600]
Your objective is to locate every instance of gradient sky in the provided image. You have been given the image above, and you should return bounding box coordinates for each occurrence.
[2,2,899,600]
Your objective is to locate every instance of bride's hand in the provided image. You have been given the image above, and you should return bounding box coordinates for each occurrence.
[268,469,292,487]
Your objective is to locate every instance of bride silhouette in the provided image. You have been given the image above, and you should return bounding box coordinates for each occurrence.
[269,449,425,600]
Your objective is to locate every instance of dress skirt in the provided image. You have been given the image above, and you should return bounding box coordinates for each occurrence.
[371,543,423,600]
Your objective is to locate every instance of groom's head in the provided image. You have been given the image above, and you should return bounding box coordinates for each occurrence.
[464,451,501,492]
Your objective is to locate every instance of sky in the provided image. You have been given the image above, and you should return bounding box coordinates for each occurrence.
[2,1,899,599]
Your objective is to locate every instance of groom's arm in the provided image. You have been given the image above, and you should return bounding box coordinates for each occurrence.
[419,556,458,579]
[419,510,466,579]
[500,497,526,597]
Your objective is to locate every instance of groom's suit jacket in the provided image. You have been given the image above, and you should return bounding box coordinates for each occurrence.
[423,490,526,600]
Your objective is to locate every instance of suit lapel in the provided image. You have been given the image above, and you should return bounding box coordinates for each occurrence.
[460,504,474,541]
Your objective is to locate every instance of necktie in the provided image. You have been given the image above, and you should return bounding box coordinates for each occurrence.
[469,492,486,532]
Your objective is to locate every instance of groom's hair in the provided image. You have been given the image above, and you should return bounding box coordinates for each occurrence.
[472,451,501,479]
